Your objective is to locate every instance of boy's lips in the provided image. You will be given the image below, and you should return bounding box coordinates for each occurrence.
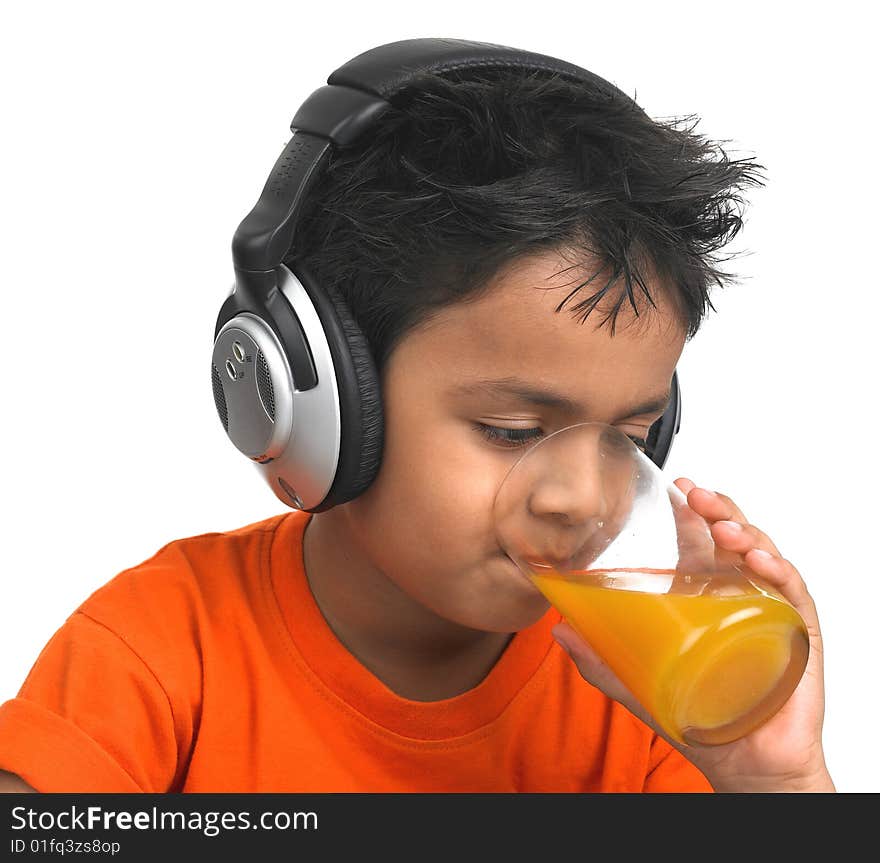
[499,551,543,596]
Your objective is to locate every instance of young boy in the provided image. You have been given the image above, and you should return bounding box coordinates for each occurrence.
[0,55,834,793]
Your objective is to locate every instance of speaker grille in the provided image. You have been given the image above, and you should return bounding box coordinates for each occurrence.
[256,350,276,421]
[211,363,228,431]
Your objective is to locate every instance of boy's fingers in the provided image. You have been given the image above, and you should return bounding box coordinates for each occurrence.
[686,487,749,525]
[673,477,696,496]
[741,548,823,645]
[710,519,782,558]
[679,485,763,571]
[671,479,809,620]
[671,488,716,571]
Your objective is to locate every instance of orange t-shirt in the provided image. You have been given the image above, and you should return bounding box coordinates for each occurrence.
[0,510,712,792]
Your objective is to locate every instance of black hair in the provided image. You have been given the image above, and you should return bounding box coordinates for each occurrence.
[284,67,766,375]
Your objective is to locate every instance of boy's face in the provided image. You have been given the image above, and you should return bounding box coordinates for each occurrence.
[343,250,687,633]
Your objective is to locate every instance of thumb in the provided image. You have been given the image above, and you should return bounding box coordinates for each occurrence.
[551,622,664,737]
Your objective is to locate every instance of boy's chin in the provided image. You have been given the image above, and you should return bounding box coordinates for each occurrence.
[486,606,551,634]
[413,554,552,633]
[467,554,553,632]
[458,593,552,634]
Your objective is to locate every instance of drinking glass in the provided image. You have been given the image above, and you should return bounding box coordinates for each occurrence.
[493,422,809,746]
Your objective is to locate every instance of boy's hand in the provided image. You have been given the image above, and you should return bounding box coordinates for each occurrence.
[551,477,835,793]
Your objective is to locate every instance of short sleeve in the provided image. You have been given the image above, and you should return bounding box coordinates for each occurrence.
[0,611,179,792]
[642,735,714,792]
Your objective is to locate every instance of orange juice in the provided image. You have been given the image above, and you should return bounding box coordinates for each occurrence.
[531,567,810,746]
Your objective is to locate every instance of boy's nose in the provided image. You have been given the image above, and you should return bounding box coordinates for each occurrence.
[525,476,609,568]
[527,472,607,525]
[493,422,639,573]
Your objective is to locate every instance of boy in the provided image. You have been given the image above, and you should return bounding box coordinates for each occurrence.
[0,54,834,793]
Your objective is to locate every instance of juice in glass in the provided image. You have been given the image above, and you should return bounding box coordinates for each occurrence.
[531,566,810,745]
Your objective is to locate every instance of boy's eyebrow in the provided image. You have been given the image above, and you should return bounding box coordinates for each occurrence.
[451,377,671,418]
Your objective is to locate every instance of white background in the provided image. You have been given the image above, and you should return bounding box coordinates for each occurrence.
[2,1,875,791]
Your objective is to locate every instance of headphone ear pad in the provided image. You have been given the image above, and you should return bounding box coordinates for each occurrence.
[294,265,384,509]
[645,369,681,470]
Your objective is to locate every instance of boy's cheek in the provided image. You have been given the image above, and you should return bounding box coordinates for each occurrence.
[376,437,508,554]
[395,424,501,495]
[422,442,511,524]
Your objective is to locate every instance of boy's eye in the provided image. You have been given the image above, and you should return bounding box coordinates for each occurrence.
[474,423,544,448]
[474,423,647,453]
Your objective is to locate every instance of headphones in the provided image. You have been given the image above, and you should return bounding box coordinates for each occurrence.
[211,38,683,513]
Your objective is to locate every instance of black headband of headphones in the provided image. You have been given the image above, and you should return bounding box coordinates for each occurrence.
[230,37,647,275]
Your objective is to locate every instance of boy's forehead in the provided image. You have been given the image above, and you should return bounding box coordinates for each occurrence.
[387,251,686,416]
[410,252,685,368]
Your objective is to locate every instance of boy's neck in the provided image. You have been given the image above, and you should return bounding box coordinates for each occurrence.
[300,509,515,702]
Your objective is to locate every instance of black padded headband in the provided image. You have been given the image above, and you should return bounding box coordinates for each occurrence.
[231,37,642,273]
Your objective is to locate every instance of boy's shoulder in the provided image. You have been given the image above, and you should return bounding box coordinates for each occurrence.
[70,511,297,658]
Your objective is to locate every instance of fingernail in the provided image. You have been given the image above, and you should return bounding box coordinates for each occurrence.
[718,520,742,531]
[750,548,772,559]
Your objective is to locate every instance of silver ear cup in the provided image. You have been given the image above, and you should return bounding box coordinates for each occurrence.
[212,315,294,461]
[211,265,343,510]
